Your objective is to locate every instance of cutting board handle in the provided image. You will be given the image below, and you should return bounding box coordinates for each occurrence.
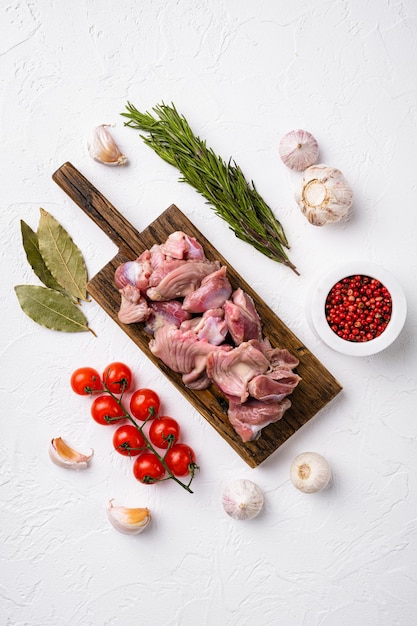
[52,161,142,257]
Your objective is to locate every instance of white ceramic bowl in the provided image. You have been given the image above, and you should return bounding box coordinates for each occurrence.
[309,261,407,356]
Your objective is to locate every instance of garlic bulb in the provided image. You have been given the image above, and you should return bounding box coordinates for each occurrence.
[279,129,319,171]
[295,164,353,226]
[49,437,93,469]
[107,499,151,535]
[222,479,264,520]
[87,124,128,166]
[290,452,331,493]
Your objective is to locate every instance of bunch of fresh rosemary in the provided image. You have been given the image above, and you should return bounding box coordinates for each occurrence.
[121,102,298,274]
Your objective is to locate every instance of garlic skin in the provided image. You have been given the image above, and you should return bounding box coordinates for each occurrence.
[222,479,264,520]
[49,437,93,469]
[295,164,353,226]
[87,124,128,166]
[279,129,319,171]
[107,499,151,535]
[290,452,331,493]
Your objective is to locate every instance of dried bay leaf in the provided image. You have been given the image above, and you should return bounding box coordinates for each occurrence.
[15,285,94,334]
[20,220,76,300]
[37,208,88,302]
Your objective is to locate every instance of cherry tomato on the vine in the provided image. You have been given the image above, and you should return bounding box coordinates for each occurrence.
[165,444,197,477]
[90,395,125,425]
[113,424,146,456]
[102,362,133,394]
[133,453,166,484]
[149,416,180,449]
[130,388,160,422]
[71,367,103,395]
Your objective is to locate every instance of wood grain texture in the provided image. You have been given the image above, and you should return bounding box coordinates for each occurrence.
[52,162,342,467]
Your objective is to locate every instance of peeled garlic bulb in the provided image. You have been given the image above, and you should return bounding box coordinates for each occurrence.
[87,124,128,166]
[290,452,331,493]
[222,479,264,520]
[279,129,319,171]
[107,499,151,535]
[49,437,93,469]
[295,164,353,226]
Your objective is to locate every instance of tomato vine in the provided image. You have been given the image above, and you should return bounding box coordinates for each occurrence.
[71,364,198,493]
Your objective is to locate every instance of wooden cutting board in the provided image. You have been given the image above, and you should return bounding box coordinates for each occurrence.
[52,162,342,468]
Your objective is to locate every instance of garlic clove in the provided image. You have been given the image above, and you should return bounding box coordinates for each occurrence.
[222,479,264,520]
[279,129,319,171]
[295,164,353,226]
[290,452,331,493]
[87,124,128,166]
[107,499,152,535]
[49,437,93,469]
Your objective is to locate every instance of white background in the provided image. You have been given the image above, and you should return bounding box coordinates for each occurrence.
[2,1,417,625]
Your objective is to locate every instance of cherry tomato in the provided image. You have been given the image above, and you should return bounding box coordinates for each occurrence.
[71,367,103,395]
[102,362,133,394]
[133,453,166,484]
[90,395,125,425]
[113,424,146,456]
[130,388,160,421]
[165,444,197,477]
[149,416,181,449]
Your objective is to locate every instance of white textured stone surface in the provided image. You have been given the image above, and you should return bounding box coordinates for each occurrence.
[2,1,417,624]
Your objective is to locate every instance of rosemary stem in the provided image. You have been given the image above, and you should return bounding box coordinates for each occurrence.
[121,101,298,274]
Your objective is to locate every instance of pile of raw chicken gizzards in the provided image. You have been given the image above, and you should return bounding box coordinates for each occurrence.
[114,231,301,443]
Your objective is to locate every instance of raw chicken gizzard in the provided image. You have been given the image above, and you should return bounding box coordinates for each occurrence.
[114,231,301,442]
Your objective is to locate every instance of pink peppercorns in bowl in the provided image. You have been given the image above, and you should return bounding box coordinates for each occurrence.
[309,262,407,356]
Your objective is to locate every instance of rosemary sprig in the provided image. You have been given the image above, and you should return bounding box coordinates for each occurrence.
[121,102,298,274]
